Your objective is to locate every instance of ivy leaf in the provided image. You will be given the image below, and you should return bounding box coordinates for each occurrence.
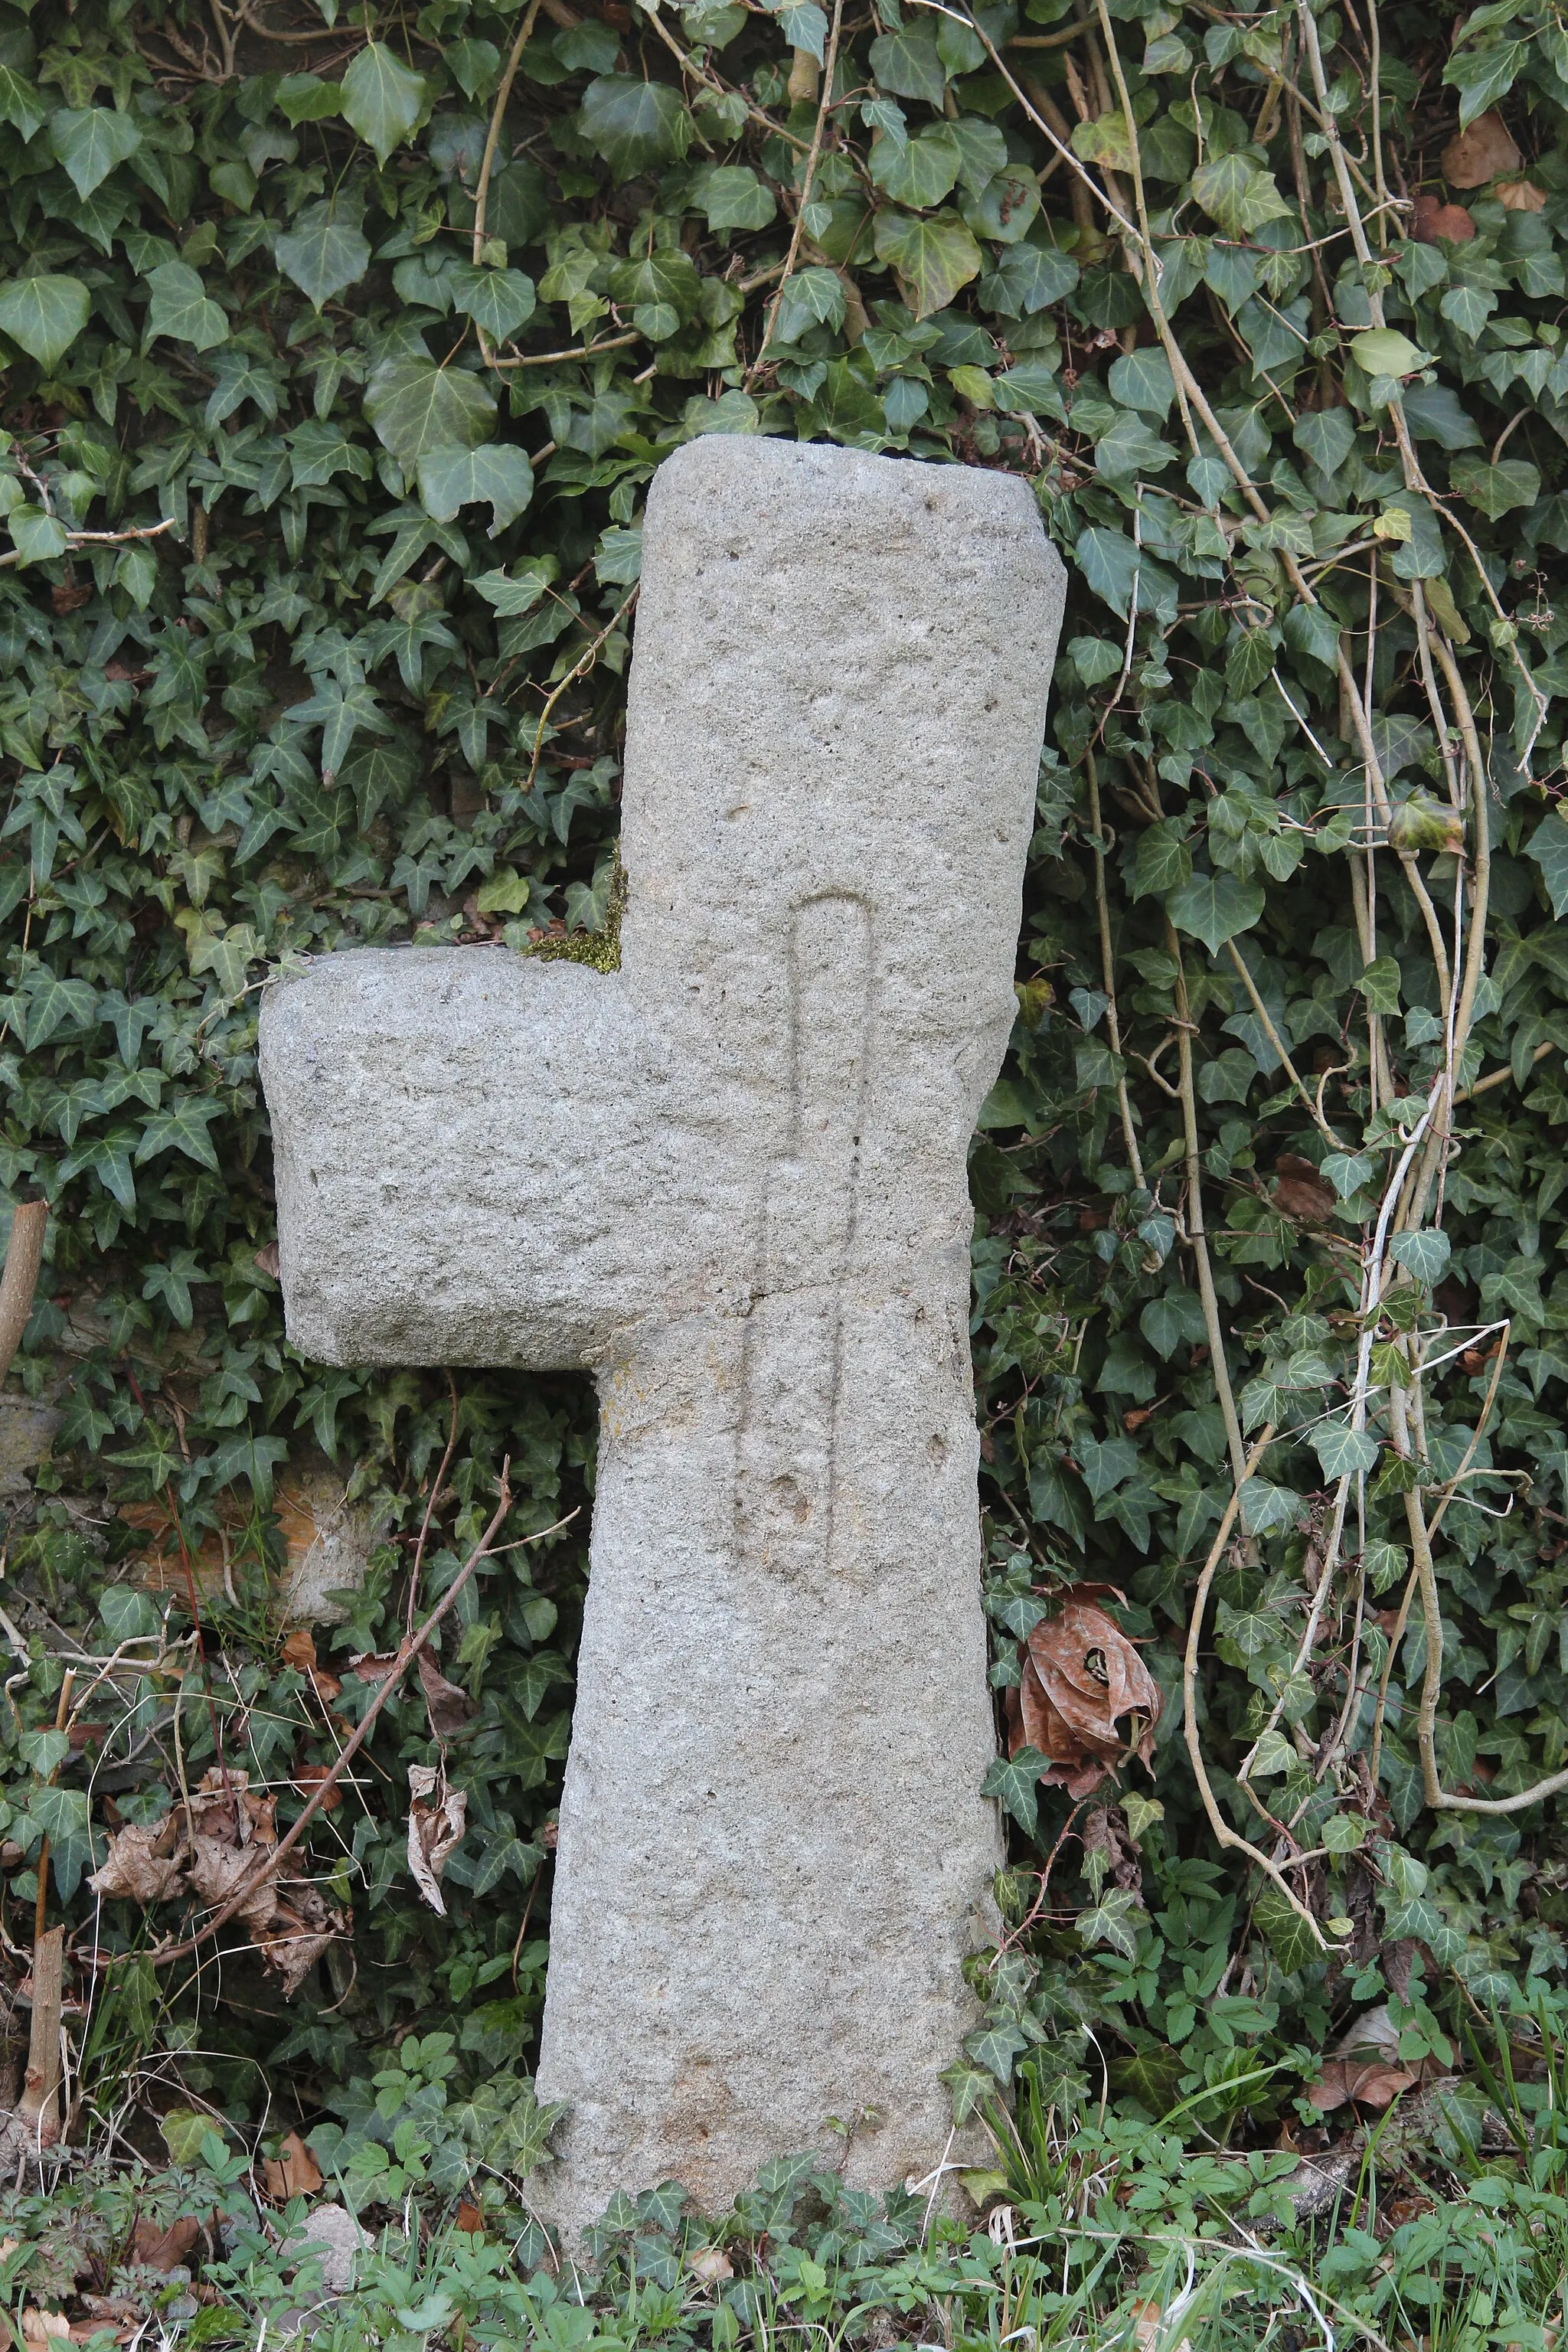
[274,205,372,309]
[1167,871,1266,954]
[1389,1229,1452,1285]
[364,353,497,465]
[871,209,983,318]
[1443,36,1527,126]
[577,76,692,176]
[699,164,776,232]
[867,28,947,103]
[25,970,96,1047]
[1252,1886,1324,1973]
[1357,955,1402,1013]
[135,1098,223,1172]
[1190,155,1291,237]
[1077,1888,1144,1962]
[0,66,46,142]
[340,41,427,166]
[144,260,228,352]
[48,106,141,199]
[1313,1423,1380,1481]
[1449,454,1540,518]
[980,1746,1047,1835]
[1526,811,1568,918]
[1321,1152,1374,1200]
[416,443,534,533]
[868,125,962,208]
[448,263,537,342]
[963,2017,1029,2085]
[1240,1477,1298,1536]
[1351,327,1423,378]
[0,273,89,367]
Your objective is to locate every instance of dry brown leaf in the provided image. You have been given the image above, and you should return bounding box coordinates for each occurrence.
[281,1628,317,1673]
[416,1645,473,1738]
[1497,178,1547,211]
[407,1762,467,1915]
[129,2215,201,2272]
[257,1880,345,1997]
[1308,2055,1417,2111]
[87,1822,187,1906]
[20,2310,70,2347]
[1131,2299,1192,2352]
[187,1838,276,1936]
[1442,109,1521,185]
[453,2200,485,2236]
[253,1240,280,1279]
[1411,193,1475,242]
[263,2128,324,2200]
[1014,1590,1162,1798]
[347,1651,400,1683]
[1272,1155,1337,1223]
[292,1763,342,1812]
[688,2248,734,2284]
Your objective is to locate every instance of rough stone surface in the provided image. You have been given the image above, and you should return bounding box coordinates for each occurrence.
[275,1465,387,1626]
[294,2203,368,2292]
[260,437,1065,2238]
[0,1398,60,1498]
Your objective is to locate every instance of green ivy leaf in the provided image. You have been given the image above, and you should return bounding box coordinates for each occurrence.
[980,1746,1048,1836]
[1252,1886,1325,1974]
[275,205,373,309]
[1313,1423,1380,1481]
[1389,1229,1452,1285]
[47,106,141,199]
[867,28,947,103]
[340,41,427,166]
[144,260,228,352]
[1167,871,1266,954]
[0,273,89,367]
[1526,811,1568,919]
[868,125,962,207]
[416,443,535,533]
[1190,154,1291,237]
[578,76,692,176]
[448,263,537,342]
[364,353,497,465]
[871,209,983,318]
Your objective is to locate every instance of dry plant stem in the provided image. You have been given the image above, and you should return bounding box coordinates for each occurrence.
[525,586,639,789]
[1166,923,1245,1482]
[1086,754,1143,1184]
[486,332,640,371]
[19,1927,64,2145]
[1182,1427,1333,1945]
[471,0,547,266]
[111,1485,579,1972]
[0,1200,47,1383]
[1226,940,1342,1148]
[406,1371,462,1642]
[746,0,846,391]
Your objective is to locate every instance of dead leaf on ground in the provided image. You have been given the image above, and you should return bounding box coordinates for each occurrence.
[1131,2299,1192,2352]
[292,1763,341,1812]
[416,1645,473,1738]
[453,2200,485,2236]
[281,1628,316,1673]
[1442,109,1521,185]
[1013,1589,1162,1799]
[1272,1155,1337,1223]
[1308,2054,1417,2111]
[19,2311,70,2348]
[119,1498,231,1605]
[188,1837,276,1936]
[1083,1802,1144,1894]
[129,2215,201,2272]
[263,2129,324,2200]
[407,1762,467,1915]
[687,2248,734,2284]
[347,1651,400,1683]
[87,1822,187,1906]
[253,1240,280,1279]
[256,1878,346,1998]
[1411,193,1475,242]
[1498,178,1547,211]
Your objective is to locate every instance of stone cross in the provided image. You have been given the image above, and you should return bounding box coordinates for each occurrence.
[260,436,1064,2239]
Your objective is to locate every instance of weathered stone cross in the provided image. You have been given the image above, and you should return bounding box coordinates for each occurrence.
[260,435,1063,2239]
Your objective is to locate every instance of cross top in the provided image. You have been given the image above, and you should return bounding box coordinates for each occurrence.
[261,434,1064,2237]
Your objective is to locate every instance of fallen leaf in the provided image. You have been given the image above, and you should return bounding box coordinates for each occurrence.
[120,1498,230,1604]
[129,2215,201,2272]
[1083,1801,1143,1894]
[407,1762,467,1915]
[256,1878,345,1997]
[292,1763,341,1812]
[20,2311,70,2347]
[1014,1590,1162,1798]
[87,1822,187,1906]
[1497,177,1547,211]
[50,583,91,616]
[1307,2055,1416,2111]
[263,2129,324,2200]
[281,1628,317,1672]
[416,1645,473,1738]
[1410,193,1475,242]
[687,2247,734,2284]
[1442,109,1521,186]
[188,1837,276,1936]
[1272,1155,1336,1223]
[1131,2298,1193,2352]
[453,2200,485,2236]
[253,1240,281,1279]
[347,1651,400,1682]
